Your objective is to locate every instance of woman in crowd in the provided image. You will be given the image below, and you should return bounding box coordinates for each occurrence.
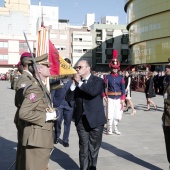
[144,71,157,111]
[124,71,136,115]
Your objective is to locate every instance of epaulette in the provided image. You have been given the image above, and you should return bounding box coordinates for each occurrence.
[23,80,39,96]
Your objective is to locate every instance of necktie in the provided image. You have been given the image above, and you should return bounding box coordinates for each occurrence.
[82,79,87,83]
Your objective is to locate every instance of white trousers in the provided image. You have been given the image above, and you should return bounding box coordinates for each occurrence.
[104,98,123,132]
[105,98,123,120]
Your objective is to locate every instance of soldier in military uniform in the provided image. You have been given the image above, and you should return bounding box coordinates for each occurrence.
[162,61,170,170]
[19,54,56,170]
[14,52,36,170]
[103,50,125,135]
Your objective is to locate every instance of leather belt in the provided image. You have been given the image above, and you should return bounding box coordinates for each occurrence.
[107,91,121,96]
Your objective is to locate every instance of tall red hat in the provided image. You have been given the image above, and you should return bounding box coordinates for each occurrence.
[109,50,120,69]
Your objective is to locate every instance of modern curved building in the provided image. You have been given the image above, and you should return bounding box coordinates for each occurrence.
[125,0,170,65]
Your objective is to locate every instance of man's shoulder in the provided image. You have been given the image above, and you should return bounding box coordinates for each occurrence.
[90,74,101,80]
[16,73,35,90]
[23,79,41,95]
[16,75,30,89]
[89,75,103,84]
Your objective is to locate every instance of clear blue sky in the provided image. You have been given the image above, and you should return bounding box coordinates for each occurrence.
[0,0,127,25]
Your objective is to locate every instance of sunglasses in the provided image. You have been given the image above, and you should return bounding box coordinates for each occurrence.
[76,66,84,70]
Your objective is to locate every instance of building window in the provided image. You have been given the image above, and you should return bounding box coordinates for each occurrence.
[74,49,82,53]
[121,34,129,44]
[121,49,129,55]
[96,41,102,45]
[105,55,112,61]
[60,46,66,51]
[55,45,60,50]
[86,49,92,53]
[0,42,8,48]
[106,38,114,44]
[73,38,83,42]
[0,54,8,60]
[105,49,113,55]
[106,43,113,48]
[122,55,128,63]
[96,33,101,37]
[96,53,102,63]
[83,49,87,53]
[74,38,79,41]
[19,42,28,49]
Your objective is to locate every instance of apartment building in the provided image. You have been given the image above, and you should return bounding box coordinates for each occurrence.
[0,0,128,73]
[0,0,59,73]
[91,23,129,71]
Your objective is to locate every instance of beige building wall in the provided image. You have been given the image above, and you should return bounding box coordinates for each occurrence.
[70,28,93,66]
[1,0,30,16]
[50,27,70,60]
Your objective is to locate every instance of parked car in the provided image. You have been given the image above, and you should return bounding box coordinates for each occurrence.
[1,74,6,80]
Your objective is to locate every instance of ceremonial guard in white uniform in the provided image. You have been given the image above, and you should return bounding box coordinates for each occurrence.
[103,50,125,135]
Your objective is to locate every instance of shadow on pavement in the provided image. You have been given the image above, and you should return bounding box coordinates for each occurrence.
[50,146,79,170]
[0,137,17,170]
[101,142,163,170]
[136,104,164,112]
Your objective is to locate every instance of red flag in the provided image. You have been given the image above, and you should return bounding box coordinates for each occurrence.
[49,40,60,75]
[48,40,77,77]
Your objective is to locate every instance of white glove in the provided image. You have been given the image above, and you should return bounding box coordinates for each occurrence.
[164,93,167,99]
[46,111,56,121]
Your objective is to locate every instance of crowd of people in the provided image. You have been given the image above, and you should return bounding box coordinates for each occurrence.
[6,49,170,170]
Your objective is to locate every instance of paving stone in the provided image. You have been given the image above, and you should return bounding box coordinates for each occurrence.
[0,81,169,170]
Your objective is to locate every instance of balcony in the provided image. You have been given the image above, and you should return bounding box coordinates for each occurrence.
[96,37,102,41]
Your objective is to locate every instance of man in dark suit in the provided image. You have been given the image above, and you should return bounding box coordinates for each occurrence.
[51,58,74,147]
[67,59,106,170]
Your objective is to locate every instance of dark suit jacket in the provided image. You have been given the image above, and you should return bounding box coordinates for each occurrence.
[67,75,106,128]
[51,79,75,108]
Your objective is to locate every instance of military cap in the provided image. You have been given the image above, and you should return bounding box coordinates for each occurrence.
[35,53,51,66]
[20,53,50,65]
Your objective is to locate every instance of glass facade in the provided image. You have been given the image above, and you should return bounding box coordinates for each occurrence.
[125,0,170,64]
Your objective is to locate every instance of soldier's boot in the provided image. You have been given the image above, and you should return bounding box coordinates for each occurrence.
[113,125,121,135]
[107,119,113,135]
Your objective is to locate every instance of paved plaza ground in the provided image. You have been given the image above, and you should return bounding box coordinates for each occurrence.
[0,81,169,170]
